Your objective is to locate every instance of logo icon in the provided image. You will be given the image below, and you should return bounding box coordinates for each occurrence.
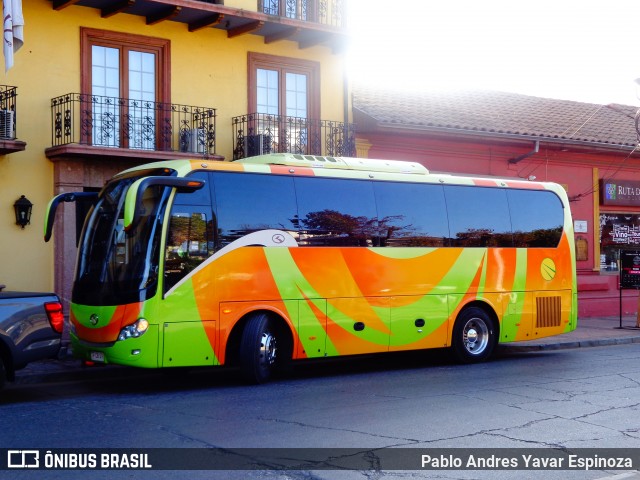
[8,450,39,468]
[89,314,99,326]
[540,258,556,281]
[272,234,285,244]
[605,183,617,200]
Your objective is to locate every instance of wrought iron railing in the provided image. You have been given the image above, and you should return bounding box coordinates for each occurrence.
[259,0,347,28]
[50,93,217,155]
[0,86,17,139]
[232,112,355,160]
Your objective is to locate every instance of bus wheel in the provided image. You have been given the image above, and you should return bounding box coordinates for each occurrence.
[239,313,279,384]
[451,307,496,363]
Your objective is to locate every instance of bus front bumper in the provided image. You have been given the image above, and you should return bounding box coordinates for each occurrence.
[70,325,159,368]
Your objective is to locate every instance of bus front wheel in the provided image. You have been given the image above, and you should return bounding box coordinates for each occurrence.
[451,307,496,363]
[239,313,279,384]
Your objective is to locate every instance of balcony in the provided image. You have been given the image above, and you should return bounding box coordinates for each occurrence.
[51,0,349,52]
[232,112,355,160]
[46,93,222,162]
[258,0,347,28]
[0,85,26,155]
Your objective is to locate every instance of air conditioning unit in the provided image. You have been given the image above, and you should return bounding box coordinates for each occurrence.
[180,128,205,153]
[0,110,15,139]
[244,134,271,157]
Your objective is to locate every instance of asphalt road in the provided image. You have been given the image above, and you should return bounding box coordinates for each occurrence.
[2,344,640,479]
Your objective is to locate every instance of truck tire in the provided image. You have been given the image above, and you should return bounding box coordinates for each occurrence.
[0,356,6,389]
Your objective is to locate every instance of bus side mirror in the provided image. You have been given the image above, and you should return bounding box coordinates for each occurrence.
[123,177,204,232]
[44,192,99,242]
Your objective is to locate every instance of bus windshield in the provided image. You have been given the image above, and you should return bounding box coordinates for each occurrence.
[73,171,172,306]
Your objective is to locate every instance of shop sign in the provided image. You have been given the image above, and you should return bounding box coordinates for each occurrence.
[601,179,640,206]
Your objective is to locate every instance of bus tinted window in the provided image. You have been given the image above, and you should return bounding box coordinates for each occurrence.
[165,209,215,292]
[213,172,298,248]
[508,189,564,247]
[182,171,212,205]
[295,177,378,246]
[374,182,450,247]
[165,172,215,292]
[445,185,513,247]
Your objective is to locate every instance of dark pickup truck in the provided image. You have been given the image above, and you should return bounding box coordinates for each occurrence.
[0,288,63,388]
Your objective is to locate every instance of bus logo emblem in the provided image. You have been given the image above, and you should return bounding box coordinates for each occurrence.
[272,234,285,244]
[89,314,100,326]
[540,258,556,281]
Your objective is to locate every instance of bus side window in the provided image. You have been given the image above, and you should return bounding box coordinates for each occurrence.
[213,172,298,249]
[507,190,564,247]
[445,185,513,248]
[374,182,449,247]
[164,209,214,292]
[295,177,378,247]
[164,171,215,293]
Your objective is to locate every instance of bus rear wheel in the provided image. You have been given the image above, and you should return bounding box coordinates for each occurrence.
[239,312,279,384]
[451,307,496,363]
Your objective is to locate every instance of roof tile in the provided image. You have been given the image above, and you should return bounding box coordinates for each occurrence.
[353,86,639,147]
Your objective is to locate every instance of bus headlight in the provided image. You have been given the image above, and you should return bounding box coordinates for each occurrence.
[118,318,149,341]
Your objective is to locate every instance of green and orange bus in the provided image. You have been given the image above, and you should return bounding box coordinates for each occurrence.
[45,153,577,383]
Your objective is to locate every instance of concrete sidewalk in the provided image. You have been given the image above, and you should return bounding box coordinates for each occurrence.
[11,315,640,386]
[499,315,640,352]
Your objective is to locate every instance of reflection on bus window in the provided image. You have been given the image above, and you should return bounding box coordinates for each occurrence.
[374,182,449,247]
[164,211,214,292]
[295,177,377,246]
[213,172,298,249]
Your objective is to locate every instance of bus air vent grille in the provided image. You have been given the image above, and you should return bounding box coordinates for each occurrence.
[536,296,561,328]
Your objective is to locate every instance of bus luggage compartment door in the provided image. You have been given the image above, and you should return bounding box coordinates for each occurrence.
[162,321,217,367]
[324,297,390,356]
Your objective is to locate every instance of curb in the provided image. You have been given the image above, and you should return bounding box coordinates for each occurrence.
[498,335,640,354]
[11,334,640,387]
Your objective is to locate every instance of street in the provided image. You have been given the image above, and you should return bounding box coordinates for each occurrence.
[2,344,640,479]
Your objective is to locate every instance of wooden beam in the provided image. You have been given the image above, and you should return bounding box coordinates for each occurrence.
[228,20,264,38]
[188,13,224,32]
[101,0,135,18]
[146,5,181,25]
[265,27,300,44]
[299,33,331,49]
[52,0,80,10]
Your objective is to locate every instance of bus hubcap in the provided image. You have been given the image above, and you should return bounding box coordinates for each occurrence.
[259,331,277,366]
[463,319,488,354]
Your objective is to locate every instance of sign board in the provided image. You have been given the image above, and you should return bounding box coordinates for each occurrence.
[601,180,640,206]
[600,214,640,247]
[620,250,640,289]
[574,220,588,233]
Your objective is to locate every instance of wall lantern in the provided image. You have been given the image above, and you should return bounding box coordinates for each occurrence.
[14,195,33,229]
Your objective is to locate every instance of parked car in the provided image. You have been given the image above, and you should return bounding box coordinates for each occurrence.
[0,286,63,388]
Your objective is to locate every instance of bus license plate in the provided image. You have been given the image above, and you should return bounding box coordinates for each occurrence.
[90,351,105,362]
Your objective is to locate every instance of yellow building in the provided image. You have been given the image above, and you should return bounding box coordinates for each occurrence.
[1,0,352,306]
